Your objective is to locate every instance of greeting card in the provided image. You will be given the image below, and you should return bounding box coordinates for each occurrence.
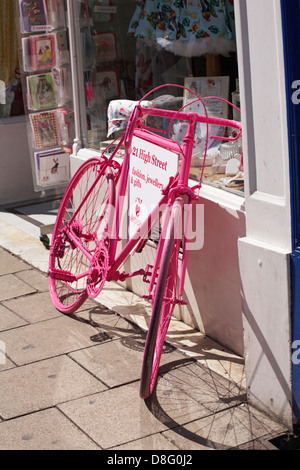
[30,110,60,149]
[30,34,56,70]
[19,0,47,33]
[92,32,117,62]
[35,148,70,186]
[27,72,57,110]
[96,70,120,100]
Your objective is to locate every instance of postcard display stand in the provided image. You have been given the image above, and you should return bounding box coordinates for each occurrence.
[17,0,74,191]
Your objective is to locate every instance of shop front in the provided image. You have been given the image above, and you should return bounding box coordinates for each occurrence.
[68,0,293,426]
[68,0,246,357]
[6,0,299,429]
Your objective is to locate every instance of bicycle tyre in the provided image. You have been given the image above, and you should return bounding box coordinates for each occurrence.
[49,158,115,314]
[140,198,183,399]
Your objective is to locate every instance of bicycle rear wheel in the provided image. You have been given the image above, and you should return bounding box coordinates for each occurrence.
[140,198,183,399]
[49,158,115,314]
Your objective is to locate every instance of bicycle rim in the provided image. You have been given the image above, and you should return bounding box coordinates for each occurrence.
[140,198,182,399]
[48,158,115,313]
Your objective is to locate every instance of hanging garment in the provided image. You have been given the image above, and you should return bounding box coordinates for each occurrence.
[128,0,236,57]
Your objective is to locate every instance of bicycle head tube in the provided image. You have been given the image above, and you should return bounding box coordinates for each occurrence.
[124,105,142,154]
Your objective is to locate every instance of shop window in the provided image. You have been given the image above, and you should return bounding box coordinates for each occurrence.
[0,0,25,118]
[76,0,243,195]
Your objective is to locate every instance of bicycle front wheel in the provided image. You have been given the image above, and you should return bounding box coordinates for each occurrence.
[140,198,183,399]
[49,158,115,314]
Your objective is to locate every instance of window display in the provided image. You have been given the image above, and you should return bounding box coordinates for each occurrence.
[14,0,242,194]
[127,0,236,56]
[16,0,74,191]
[18,0,66,33]
[75,0,243,195]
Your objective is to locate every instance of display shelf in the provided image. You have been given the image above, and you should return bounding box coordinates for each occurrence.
[16,0,74,192]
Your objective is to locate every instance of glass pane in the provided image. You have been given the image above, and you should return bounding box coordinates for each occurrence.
[75,0,243,195]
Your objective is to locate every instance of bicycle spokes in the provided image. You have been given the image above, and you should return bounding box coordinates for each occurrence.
[49,158,116,313]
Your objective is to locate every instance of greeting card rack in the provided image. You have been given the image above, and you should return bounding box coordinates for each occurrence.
[16,0,74,192]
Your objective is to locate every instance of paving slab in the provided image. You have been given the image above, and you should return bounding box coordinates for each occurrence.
[233,434,279,450]
[0,303,28,331]
[0,274,36,301]
[69,337,145,388]
[75,303,142,339]
[0,250,29,275]
[58,382,169,449]
[2,291,60,324]
[15,268,49,292]
[0,408,100,450]
[112,433,180,450]
[155,360,246,408]
[143,360,246,428]
[0,219,49,272]
[0,355,106,420]
[0,355,15,372]
[0,315,103,365]
[162,403,285,450]
[69,336,182,388]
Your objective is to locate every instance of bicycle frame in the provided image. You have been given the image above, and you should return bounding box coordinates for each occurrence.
[50,99,242,303]
[48,85,243,397]
[93,104,242,301]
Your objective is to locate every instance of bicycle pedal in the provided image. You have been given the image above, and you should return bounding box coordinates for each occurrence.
[143,264,158,284]
[143,264,153,283]
[163,297,188,306]
[48,268,76,283]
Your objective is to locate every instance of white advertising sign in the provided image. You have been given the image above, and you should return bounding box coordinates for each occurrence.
[128,135,179,238]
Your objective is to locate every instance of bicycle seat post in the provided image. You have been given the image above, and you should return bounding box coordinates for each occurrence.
[124,105,142,154]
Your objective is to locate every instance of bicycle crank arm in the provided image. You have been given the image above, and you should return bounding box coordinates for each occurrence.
[108,268,145,282]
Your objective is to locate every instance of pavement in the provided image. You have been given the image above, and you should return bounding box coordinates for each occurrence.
[0,203,290,451]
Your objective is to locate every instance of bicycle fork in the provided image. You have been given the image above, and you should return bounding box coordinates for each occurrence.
[143,197,196,307]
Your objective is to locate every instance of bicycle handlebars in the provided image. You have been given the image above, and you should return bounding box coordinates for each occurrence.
[124,102,242,155]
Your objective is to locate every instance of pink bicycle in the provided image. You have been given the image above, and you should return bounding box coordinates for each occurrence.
[48,84,242,399]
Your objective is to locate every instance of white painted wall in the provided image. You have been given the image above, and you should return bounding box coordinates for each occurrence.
[235,0,293,427]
